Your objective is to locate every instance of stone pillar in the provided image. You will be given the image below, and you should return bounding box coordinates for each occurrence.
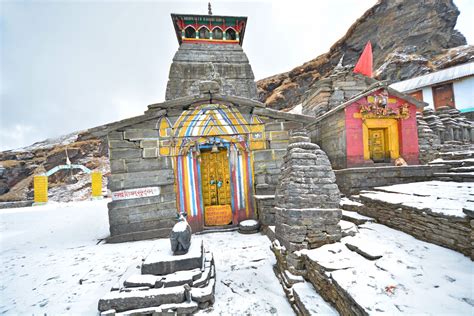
[274,129,342,264]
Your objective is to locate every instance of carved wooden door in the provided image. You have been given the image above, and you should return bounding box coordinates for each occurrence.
[200,149,231,206]
[369,129,387,162]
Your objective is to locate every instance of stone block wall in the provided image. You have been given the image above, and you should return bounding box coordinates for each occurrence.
[309,110,347,169]
[166,43,257,100]
[357,196,473,259]
[255,195,275,226]
[334,165,449,195]
[107,126,177,243]
[253,120,304,196]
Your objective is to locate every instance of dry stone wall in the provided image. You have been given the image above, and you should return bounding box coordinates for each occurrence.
[274,130,342,256]
[334,165,449,195]
[357,195,473,259]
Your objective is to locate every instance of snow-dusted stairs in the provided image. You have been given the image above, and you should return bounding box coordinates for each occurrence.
[98,241,215,315]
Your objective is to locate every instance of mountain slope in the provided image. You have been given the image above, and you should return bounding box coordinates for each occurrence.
[257,0,472,110]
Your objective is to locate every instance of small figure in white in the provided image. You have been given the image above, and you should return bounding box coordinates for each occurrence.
[170,211,192,255]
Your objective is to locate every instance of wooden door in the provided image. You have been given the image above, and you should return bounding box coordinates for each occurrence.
[409,90,423,101]
[369,129,387,162]
[200,149,232,226]
[432,83,455,109]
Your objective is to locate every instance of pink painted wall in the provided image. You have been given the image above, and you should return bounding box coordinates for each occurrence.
[397,99,420,164]
[345,101,365,168]
[345,91,419,167]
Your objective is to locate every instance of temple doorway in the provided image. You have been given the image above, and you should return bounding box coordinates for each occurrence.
[200,148,233,226]
[368,128,389,162]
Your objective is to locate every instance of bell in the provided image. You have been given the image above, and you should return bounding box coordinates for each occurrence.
[211,143,219,153]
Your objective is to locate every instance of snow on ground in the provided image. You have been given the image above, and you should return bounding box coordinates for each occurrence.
[360,181,474,217]
[340,197,363,207]
[302,222,474,315]
[0,200,294,315]
[196,231,294,315]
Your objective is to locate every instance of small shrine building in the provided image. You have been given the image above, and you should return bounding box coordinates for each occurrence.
[303,65,426,169]
[101,10,311,242]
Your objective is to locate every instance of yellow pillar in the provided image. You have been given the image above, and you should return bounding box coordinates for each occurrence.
[34,175,48,204]
[91,172,102,198]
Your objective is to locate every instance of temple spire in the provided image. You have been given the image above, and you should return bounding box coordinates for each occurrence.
[208,2,213,15]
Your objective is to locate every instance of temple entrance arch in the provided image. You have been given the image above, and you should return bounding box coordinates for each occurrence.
[33,163,102,204]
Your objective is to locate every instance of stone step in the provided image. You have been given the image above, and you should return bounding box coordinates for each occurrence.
[104,301,200,316]
[162,268,202,288]
[341,210,375,226]
[98,286,185,313]
[433,172,474,182]
[141,241,203,275]
[292,282,338,316]
[123,274,161,289]
[450,166,474,173]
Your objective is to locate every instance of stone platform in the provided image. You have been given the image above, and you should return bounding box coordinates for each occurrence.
[98,242,215,315]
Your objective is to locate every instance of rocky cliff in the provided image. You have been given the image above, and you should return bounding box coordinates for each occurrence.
[257,0,473,110]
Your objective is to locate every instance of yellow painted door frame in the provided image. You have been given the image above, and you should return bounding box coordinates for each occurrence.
[362,118,400,161]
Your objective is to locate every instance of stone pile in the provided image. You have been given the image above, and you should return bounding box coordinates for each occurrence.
[98,241,215,315]
[422,107,473,156]
[423,108,445,140]
[416,112,441,164]
[274,129,342,256]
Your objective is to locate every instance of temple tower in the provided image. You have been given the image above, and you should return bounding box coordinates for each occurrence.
[166,11,257,100]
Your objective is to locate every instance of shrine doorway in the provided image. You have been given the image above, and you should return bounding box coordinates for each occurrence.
[200,148,233,226]
[362,118,400,162]
[368,128,389,162]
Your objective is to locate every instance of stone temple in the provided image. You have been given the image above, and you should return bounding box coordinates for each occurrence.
[103,10,319,242]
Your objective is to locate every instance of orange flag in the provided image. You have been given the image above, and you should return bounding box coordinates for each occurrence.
[353,41,373,77]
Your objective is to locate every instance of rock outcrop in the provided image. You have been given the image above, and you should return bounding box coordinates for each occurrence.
[257,0,472,110]
[0,132,109,203]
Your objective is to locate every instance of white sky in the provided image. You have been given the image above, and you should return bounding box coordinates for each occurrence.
[1,0,473,151]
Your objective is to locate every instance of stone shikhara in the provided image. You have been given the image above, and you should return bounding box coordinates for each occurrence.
[275,129,342,257]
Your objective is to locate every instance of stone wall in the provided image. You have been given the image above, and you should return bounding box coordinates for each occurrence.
[274,130,342,257]
[309,110,347,169]
[166,43,257,101]
[253,120,303,195]
[107,126,177,243]
[358,195,473,259]
[271,241,367,316]
[334,165,449,195]
[255,195,275,226]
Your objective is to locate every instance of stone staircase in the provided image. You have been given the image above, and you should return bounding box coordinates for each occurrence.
[98,241,215,315]
[429,148,474,182]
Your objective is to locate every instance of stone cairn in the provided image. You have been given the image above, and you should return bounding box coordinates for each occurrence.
[416,112,441,164]
[274,129,342,261]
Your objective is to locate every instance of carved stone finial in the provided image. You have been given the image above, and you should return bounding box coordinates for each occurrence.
[208,2,212,15]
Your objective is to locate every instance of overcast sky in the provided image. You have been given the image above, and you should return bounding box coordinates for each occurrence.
[1,0,473,151]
